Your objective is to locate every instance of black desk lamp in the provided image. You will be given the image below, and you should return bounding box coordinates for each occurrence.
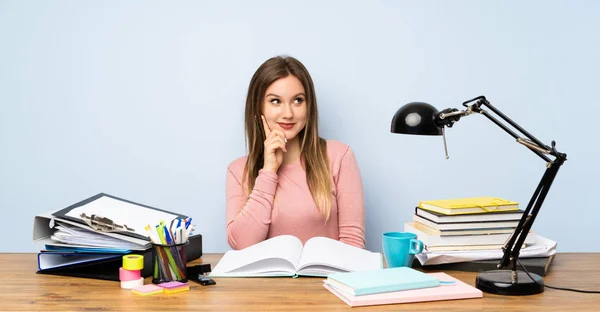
[391,95,567,296]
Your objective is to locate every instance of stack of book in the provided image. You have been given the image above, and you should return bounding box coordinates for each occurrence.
[404,196,556,276]
[404,196,537,251]
[323,267,483,307]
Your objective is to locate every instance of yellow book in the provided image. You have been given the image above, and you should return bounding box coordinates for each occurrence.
[418,197,519,215]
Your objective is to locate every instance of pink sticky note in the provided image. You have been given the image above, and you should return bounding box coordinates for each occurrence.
[131,284,164,296]
[158,281,189,289]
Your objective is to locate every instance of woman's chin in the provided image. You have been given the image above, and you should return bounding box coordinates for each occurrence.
[281,130,297,140]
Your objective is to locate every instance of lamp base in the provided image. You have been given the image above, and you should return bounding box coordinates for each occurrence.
[476,270,544,295]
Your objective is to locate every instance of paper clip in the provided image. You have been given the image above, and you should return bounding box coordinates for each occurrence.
[80,213,135,233]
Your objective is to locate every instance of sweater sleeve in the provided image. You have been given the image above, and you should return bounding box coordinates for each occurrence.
[335,147,366,249]
[226,167,278,250]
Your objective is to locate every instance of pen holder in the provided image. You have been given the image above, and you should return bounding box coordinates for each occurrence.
[151,241,188,284]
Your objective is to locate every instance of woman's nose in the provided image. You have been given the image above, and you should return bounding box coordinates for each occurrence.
[282,103,293,118]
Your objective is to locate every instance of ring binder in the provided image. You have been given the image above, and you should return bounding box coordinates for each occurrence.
[80,213,135,233]
[51,193,187,240]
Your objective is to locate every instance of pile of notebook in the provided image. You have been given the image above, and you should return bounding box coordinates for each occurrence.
[323,267,482,307]
[405,196,555,276]
[406,196,535,251]
[32,193,203,280]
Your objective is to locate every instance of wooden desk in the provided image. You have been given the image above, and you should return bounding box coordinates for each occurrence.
[0,253,598,311]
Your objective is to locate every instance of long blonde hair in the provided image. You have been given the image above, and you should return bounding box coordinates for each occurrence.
[242,56,332,221]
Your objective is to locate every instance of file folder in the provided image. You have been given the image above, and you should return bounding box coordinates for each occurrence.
[36,234,203,281]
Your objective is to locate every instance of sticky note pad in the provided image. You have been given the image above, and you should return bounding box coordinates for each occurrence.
[158,281,190,294]
[158,281,188,289]
[131,284,164,296]
[164,287,189,294]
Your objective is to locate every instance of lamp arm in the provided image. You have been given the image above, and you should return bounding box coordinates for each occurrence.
[463,96,558,162]
[437,95,567,280]
[498,158,564,275]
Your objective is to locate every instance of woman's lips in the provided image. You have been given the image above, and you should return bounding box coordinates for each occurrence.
[278,123,295,130]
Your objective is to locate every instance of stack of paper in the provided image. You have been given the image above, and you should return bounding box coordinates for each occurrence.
[414,234,557,266]
[50,224,145,250]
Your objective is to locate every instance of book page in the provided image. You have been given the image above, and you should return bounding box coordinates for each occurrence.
[297,237,382,276]
[210,235,304,276]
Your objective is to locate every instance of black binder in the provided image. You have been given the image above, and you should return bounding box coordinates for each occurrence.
[36,234,203,281]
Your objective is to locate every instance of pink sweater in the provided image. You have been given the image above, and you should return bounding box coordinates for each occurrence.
[226,140,365,250]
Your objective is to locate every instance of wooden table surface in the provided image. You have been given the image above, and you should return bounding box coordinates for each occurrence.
[0,253,599,311]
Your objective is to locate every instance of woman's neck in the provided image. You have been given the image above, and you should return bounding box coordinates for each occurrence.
[283,137,301,165]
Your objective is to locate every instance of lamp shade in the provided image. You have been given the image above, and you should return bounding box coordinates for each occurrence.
[391,102,442,135]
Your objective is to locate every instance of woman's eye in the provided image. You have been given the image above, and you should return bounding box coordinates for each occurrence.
[270,99,280,104]
[294,98,304,104]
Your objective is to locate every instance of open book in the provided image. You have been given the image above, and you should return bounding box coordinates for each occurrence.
[210,235,382,277]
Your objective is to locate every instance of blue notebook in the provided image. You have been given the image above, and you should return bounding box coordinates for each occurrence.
[326,267,440,296]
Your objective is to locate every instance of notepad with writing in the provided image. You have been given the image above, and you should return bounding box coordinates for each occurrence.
[210,235,382,277]
[324,272,483,307]
[326,267,440,296]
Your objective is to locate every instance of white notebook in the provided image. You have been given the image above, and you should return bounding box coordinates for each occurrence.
[404,222,537,248]
[210,235,382,277]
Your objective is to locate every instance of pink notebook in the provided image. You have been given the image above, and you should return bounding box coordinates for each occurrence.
[323,272,482,307]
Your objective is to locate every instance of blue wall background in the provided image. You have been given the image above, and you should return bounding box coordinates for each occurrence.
[1,0,598,253]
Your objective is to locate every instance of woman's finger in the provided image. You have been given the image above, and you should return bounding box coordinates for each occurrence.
[265,136,287,152]
[261,115,271,137]
[269,129,287,143]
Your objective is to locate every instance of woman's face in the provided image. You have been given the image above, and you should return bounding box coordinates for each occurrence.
[261,75,308,142]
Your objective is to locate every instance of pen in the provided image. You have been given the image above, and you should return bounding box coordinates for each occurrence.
[174,218,184,243]
[165,225,186,268]
[144,225,160,244]
[156,225,165,244]
[183,224,194,242]
[164,225,173,245]
[144,225,154,243]
[170,219,177,240]
[159,225,183,280]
